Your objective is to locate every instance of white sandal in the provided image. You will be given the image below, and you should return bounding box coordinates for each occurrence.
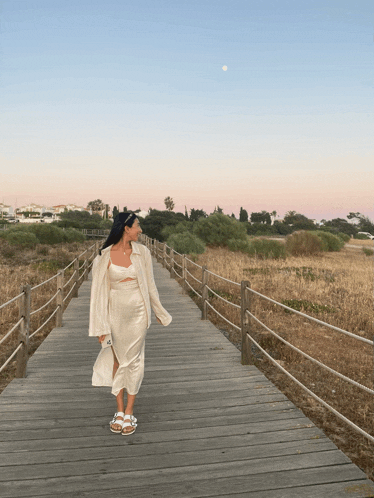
[109,412,125,433]
[121,414,137,436]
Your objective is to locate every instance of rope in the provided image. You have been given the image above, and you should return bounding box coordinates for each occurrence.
[173,268,183,279]
[206,301,241,331]
[63,283,76,302]
[246,310,374,395]
[30,273,58,291]
[0,317,24,346]
[245,332,374,444]
[30,289,59,316]
[0,291,24,310]
[185,257,202,269]
[63,272,75,289]
[0,343,23,373]
[246,286,373,346]
[206,285,241,309]
[29,306,60,339]
[185,279,202,298]
[206,269,241,287]
[185,268,202,284]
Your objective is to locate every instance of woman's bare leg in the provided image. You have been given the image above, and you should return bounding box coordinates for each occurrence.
[110,348,137,433]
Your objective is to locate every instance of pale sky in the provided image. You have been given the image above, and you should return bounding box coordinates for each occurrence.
[1,0,373,221]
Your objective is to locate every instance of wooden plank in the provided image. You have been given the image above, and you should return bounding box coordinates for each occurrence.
[22,474,374,498]
[0,456,366,498]
[0,427,326,466]
[0,440,339,481]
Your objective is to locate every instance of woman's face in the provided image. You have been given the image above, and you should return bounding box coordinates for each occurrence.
[125,218,142,241]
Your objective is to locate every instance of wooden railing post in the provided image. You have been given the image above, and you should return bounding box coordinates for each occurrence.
[170,248,175,278]
[72,258,79,298]
[83,253,88,281]
[16,284,31,378]
[201,266,208,319]
[56,270,64,327]
[182,254,186,290]
[241,280,253,365]
[156,241,160,262]
[162,243,167,268]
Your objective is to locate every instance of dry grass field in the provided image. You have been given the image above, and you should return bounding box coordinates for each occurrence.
[176,244,373,479]
[0,238,95,394]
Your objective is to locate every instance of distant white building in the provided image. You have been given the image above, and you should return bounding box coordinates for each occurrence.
[53,204,87,214]
[17,203,45,214]
[0,203,14,215]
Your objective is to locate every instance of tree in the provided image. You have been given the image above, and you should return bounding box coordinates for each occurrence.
[213,205,223,214]
[347,212,374,234]
[283,211,315,229]
[250,211,271,225]
[184,206,189,220]
[87,199,105,214]
[239,207,248,222]
[112,206,119,220]
[189,208,207,222]
[141,209,185,240]
[270,210,277,224]
[164,196,175,212]
[321,218,356,236]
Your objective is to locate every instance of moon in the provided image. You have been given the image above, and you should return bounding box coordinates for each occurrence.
[222,65,227,71]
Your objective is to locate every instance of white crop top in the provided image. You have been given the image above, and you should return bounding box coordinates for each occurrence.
[108,260,137,283]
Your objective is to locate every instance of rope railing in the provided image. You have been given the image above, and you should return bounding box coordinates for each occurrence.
[0,238,102,377]
[206,300,241,331]
[247,309,374,395]
[206,269,241,287]
[0,317,24,347]
[0,291,24,311]
[247,286,373,346]
[30,289,60,316]
[63,271,76,289]
[245,331,374,444]
[140,233,374,444]
[29,306,60,339]
[185,256,203,269]
[206,284,241,310]
[185,268,202,284]
[30,273,59,291]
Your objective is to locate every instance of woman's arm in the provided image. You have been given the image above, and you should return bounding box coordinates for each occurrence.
[144,248,172,326]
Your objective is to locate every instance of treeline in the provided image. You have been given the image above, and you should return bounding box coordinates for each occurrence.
[137,207,373,241]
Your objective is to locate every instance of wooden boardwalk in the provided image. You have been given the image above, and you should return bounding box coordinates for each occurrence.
[0,258,373,497]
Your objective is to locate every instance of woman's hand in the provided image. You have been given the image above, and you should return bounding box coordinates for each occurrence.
[98,335,106,344]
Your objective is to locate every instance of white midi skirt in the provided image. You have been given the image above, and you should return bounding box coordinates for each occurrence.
[92,279,148,396]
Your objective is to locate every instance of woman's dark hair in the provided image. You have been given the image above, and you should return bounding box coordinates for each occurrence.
[99,212,138,255]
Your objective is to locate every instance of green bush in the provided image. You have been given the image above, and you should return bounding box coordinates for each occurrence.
[62,228,86,243]
[227,238,251,252]
[6,231,40,247]
[312,231,344,252]
[161,221,193,240]
[362,247,374,256]
[246,238,286,259]
[285,231,323,256]
[27,224,66,244]
[193,213,247,246]
[336,232,350,243]
[167,232,206,255]
[355,233,371,240]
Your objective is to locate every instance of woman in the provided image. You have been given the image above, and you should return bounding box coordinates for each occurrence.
[88,212,172,435]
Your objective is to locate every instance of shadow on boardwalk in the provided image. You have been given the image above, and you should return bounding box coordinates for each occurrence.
[0,258,373,497]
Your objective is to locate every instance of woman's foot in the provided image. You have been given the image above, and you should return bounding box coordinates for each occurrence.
[109,412,125,433]
[121,414,137,435]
